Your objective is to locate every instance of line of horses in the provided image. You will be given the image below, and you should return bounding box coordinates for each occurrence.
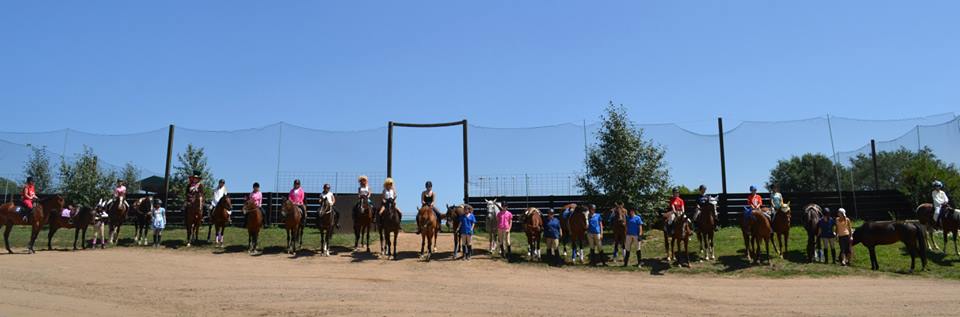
[1,194,952,273]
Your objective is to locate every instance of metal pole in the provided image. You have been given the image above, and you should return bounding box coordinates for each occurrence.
[717,117,728,225]
[162,124,175,208]
[463,120,469,204]
[871,139,880,190]
[827,115,843,207]
[916,125,922,152]
[387,122,394,178]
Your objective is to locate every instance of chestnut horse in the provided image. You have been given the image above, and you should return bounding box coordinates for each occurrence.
[417,205,438,261]
[567,205,588,264]
[446,204,465,258]
[800,204,823,262]
[317,200,337,256]
[352,197,374,252]
[131,197,152,246]
[72,205,96,250]
[282,200,303,254]
[558,203,576,257]
[0,196,64,254]
[664,212,692,266]
[107,198,128,245]
[184,194,204,247]
[607,204,627,262]
[523,207,543,261]
[45,202,78,250]
[852,221,928,272]
[748,208,774,265]
[771,202,792,258]
[244,200,262,255]
[695,197,718,261]
[210,195,231,248]
[379,199,401,260]
[917,203,958,254]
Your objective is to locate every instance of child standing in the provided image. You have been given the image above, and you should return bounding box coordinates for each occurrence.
[836,208,853,266]
[817,209,837,264]
[497,202,513,258]
[92,203,109,249]
[543,209,561,264]
[151,199,166,248]
[587,204,606,265]
[459,206,476,261]
[624,209,644,268]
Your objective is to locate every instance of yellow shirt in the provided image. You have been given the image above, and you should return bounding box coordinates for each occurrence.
[836,216,852,237]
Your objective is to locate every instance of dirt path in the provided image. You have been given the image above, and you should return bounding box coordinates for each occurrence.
[1,232,958,316]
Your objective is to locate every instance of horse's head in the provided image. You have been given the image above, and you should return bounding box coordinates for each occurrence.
[484,199,499,213]
[781,201,792,214]
[218,195,232,209]
[243,199,258,212]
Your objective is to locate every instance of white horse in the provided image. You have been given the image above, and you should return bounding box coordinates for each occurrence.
[484,199,501,253]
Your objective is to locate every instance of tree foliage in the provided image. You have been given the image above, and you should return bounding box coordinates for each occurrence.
[578,102,671,221]
[23,146,53,193]
[170,144,215,204]
[121,162,142,193]
[58,147,115,207]
[766,153,847,192]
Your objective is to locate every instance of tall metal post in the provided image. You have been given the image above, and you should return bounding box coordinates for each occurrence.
[387,121,394,178]
[462,120,469,204]
[718,117,728,225]
[871,139,880,190]
[162,124,175,208]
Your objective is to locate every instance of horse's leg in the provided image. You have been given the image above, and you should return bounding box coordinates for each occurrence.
[81,227,88,249]
[929,228,939,250]
[207,221,213,242]
[29,227,39,253]
[73,227,80,250]
[868,246,878,270]
[954,231,959,256]
[4,224,13,254]
[47,226,57,250]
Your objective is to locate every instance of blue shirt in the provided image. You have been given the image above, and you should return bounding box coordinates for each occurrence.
[459,213,476,235]
[626,215,644,236]
[818,218,836,238]
[544,217,561,239]
[587,213,602,234]
[562,208,572,220]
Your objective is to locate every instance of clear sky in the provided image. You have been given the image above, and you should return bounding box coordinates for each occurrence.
[2,1,959,208]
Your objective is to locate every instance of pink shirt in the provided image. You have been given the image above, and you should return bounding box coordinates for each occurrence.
[114,185,126,197]
[497,210,513,230]
[248,191,262,207]
[289,188,304,205]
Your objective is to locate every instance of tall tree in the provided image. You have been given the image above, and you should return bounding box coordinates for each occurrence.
[578,102,671,220]
[898,148,960,205]
[121,162,142,193]
[767,153,847,192]
[847,148,918,191]
[22,146,53,193]
[170,144,215,205]
[58,147,114,207]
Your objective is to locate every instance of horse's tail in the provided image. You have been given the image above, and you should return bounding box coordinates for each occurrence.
[915,222,928,254]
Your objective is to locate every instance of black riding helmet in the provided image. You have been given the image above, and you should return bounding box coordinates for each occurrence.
[425,181,432,188]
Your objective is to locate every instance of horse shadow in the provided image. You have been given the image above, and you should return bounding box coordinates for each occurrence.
[161,239,186,249]
[290,249,317,259]
[115,238,137,247]
[349,250,379,262]
[924,249,957,267]
[718,254,752,272]
[214,245,248,254]
[260,246,287,255]
[647,259,672,276]
[393,251,420,261]
[782,249,810,264]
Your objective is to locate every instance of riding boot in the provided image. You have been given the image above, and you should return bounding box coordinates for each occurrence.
[831,249,837,264]
[636,250,642,267]
[589,249,595,265]
[623,251,630,267]
[507,246,512,259]
[600,249,607,266]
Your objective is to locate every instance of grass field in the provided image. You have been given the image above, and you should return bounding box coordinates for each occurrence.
[5,220,960,279]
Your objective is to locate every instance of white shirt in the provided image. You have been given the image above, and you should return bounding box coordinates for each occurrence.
[383,189,396,200]
[321,191,335,206]
[213,186,228,204]
[933,190,949,208]
[358,186,370,197]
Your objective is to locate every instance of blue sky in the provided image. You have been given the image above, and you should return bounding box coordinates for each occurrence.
[2,1,959,208]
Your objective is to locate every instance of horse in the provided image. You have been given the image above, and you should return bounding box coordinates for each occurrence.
[446,204,465,258]
[484,199,501,253]
[131,197,153,246]
[852,221,928,272]
[244,200,263,255]
[352,197,374,252]
[523,207,543,261]
[567,205,588,264]
[317,199,337,256]
[282,200,303,254]
[417,205,438,261]
[800,204,823,262]
[664,211,693,266]
[917,203,959,255]
[72,205,96,250]
[558,203,576,257]
[45,201,79,250]
[748,208,775,265]
[378,199,401,260]
[0,196,64,254]
[107,197,129,245]
[607,204,627,262]
[739,207,753,261]
[184,194,204,247]
[694,196,718,261]
[209,195,231,248]
[771,202,792,258]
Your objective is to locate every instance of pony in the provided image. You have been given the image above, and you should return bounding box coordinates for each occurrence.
[72,205,96,250]
[607,204,627,262]
[45,201,79,250]
[484,199,501,253]
[0,196,64,254]
[523,207,543,261]
[771,202,792,258]
[917,203,958,254]
[107,197,129,245]
[567,205,588,264]
[852,221,928,272]
[800,204,823,262]
[694,196,718,261]
[739,207,753,261]
[417,205,438,261]
[131,197,153,246]
[209,195,231,248]
[184,193,204,247]
[317,199,338,256]
[244,199,263,255]
[664,211,693,266]
[558,203,576,257]
[282,200,303,254]
[748,208,774,265]
[378,198,401,260]
[352,196,374,253]
[446,204,465,258]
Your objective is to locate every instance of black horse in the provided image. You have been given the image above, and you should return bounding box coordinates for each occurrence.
[852,221,928,272]
[800,204,823,262]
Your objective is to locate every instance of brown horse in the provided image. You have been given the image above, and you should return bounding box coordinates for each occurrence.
[184,194,204,247]
[379,199,401,260]
[771,202,792,258]
[131,197,153,246]
[801,204,823,262]
[209,195,231,248]
[523,207,543,261]
[282,200,303,254]
[607,204,627,263]
[0,196,64,254]
[748,208,774,265]
[446,204,465,258]
[852,221,928,272]
[664,212,693,266]
[352,198,374,253]
[45,202,77,250]
[739,208,753,261]
[107,198,128,245]
[244,200,262,255]
[695,197,718,261]
[72,205,96,250]
[567,205,588,264]
[417,205,438,261]
[558,203,576,258]
[917,203,959,255]
[317,200,337,256]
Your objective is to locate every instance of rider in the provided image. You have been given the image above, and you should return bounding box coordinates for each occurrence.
[19,176,38,221]
[378,178,399,222]
[358,175,372,210]
[933,180,950,228]
[695,184,720,232]
[417,181,442,234]
[770,184,783,223]
[320,183,339,229]
[186,171,204,209]
[111,179,129,210]
[746,185,763,221]
[211,179,229,224]
[246,182,264,225]
[289,179,306,225]
[666,188,685,235]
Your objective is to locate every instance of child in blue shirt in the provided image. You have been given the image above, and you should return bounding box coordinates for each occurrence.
[543,209,562,264]
[624,209,644,268]
[459,207,477,261]
[587,205,606,266]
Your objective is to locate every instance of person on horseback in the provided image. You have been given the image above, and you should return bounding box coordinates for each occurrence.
[110,179,129,210]
[625,208,644,268]
[18,177,39,221]
[378,178,399,223]
[695,185,720,232]
[358,175,372,209]
[459,205,476,261]
[587,204,606,265]
[770,184,783,223]
[666,188,685,235]
[417,181,442,234]
[211,179,230,224]
[745,185,763,221]
[544,209,561,264]
[246,182,264,226]
[320,183,339,229]
[933,180,950,228]
[289,179,306,226]
[187,171,204,208]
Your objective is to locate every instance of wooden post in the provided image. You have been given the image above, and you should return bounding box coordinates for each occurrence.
[162,124,174,208]
[871,139,880,190]
[463,120,469,204]
[387,121,394,178]
[718,117,728,225]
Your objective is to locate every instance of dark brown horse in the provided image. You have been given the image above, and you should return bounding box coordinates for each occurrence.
[317,201,337,256]
[607,204,627,263]
[558,203,576,259]
[72,205,96,250]
[0,196,64,254]
[45,203,77,250]
[131,197,153,246]
[664,212,692,266]
[379,199,401,260]
[523,207,543,261]
[209,195,231,248]
[567,205,588,264]
[446,204,465,258]
[184,194,204,247]
[283,200,302,254]
[695,197,718,261]
[749,208,774,265]
[417,205,438,261]
[917,203,959,255]
[801,204,823,262]
[771,202,792,258]
[352,198,374,252]
[244,200,262,255]
[107,198,128,245]
[852,221,928,272]
[739,208,753,261]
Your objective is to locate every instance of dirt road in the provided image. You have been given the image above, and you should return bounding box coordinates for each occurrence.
[1,232,958,316]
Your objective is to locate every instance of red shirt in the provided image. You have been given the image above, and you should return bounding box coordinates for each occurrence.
[748,193,763,209]
[22,184,35,200]
[670,197,685,212]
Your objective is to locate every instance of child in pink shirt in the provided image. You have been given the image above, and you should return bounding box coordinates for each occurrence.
[496,202,513,259]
